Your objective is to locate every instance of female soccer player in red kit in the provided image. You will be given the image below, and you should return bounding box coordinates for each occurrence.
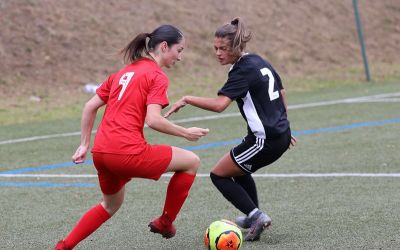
[54,25,209,250]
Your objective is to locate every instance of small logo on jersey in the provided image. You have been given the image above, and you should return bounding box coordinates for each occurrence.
[243,164,252,170]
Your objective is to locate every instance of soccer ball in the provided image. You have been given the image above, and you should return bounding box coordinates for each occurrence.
[203,219,243,250]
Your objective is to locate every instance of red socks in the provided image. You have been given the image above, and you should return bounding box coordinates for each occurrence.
[61,173,195,248]
[162,172,196,222]
[64,204,111,249]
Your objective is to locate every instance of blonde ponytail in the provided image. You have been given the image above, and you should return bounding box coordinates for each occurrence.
[215,17,251,55]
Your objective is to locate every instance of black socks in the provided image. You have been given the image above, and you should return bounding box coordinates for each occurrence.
[210,172,257,215]
[233,174,259,208]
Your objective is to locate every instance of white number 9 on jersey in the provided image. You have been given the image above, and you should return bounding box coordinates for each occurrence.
[118,72,135,100]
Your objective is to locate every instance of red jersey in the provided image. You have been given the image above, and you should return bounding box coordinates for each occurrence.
[92,58,169,155]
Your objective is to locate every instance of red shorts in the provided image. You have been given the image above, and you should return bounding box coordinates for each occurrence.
[92,144,172,195]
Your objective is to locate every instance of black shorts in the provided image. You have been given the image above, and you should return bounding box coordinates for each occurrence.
[230,129,291,174]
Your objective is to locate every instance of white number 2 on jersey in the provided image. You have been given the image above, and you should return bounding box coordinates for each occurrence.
[260,68,279,101]
[118,72,135,100]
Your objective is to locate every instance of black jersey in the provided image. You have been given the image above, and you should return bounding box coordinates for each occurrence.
[218,54,289,139]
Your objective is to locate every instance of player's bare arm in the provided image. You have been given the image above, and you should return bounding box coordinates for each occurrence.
[280,89,297,148]
[165,95,232,118]
[147,104,209,141]
[163,97,188,118]
[72,95,105,163]
[280,89,288,112]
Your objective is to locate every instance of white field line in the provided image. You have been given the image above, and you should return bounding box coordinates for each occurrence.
[1,173,400,178]
[0,174,97,178]
[351,98,400,103]
[1,92,399,145]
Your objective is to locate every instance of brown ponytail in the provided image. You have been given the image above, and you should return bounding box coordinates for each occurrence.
[121,33,150,63]
[215,17,251,55]
[121,25,184,64]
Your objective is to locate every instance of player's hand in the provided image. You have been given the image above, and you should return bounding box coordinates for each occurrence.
[164,97,187,118]
[184,127,209,141]
[289,135,297,148]
[72,145,88,164]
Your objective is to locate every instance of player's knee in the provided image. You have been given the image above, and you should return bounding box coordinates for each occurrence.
[210,172,223,185]
[102,200,123,216]
[187,152,200,173]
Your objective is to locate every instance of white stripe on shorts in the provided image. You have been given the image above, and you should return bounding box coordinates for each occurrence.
[236,138,264,163]
[235,144,258,161]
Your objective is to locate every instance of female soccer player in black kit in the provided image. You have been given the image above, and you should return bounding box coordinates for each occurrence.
[165,17,296,241]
